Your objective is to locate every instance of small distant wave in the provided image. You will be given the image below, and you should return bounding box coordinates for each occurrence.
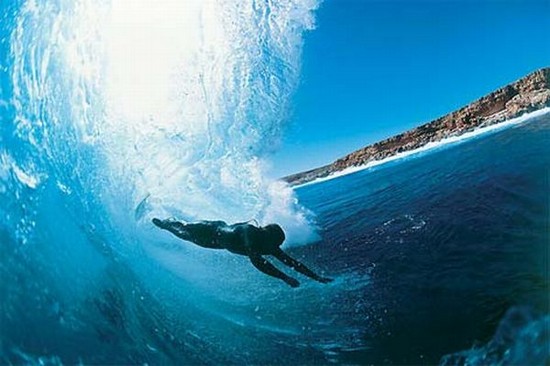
[439,307,550,366]
[297,107,550,189]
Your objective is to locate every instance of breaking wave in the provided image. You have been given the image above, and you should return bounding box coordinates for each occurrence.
[1,1,329,363]
[4,0,319,245]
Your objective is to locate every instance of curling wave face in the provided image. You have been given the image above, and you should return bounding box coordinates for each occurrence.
[2,1,335,363]
[6,0,319,245]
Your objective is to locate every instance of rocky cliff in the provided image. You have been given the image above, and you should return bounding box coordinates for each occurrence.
[283,67,550,186]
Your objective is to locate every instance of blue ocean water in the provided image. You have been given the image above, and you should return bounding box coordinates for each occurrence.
[295,113,550,364]
[2,114,549,365]
[1,1,549,365]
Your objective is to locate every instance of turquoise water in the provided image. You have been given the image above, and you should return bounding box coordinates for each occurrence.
[1,1,549,364]
[2,114,549,364]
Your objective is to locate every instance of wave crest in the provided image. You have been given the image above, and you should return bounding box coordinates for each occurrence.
[8,0,320,244]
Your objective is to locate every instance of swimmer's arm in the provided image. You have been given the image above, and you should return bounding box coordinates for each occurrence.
[272,248,333,284]
[249,255,299,288]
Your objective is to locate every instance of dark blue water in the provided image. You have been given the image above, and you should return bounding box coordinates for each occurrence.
[2,114,549,365]
[295,114,550,364]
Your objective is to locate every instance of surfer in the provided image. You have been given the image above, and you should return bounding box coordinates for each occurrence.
[152,218,333,288]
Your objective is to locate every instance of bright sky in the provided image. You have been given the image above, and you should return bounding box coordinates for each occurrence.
[270,0,550,178]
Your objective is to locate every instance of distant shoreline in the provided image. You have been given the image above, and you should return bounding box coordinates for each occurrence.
[292,107,550,189]
[283,67,550,187]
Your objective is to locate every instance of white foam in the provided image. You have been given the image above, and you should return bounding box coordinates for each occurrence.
[0,152,42,189]
[10,0,321,245]
[296,107,550,188]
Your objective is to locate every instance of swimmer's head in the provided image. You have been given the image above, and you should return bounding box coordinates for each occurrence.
[263,224,285,246]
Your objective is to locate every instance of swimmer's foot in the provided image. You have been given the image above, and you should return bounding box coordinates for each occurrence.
[284,277,300,288]
[318,277,334,284]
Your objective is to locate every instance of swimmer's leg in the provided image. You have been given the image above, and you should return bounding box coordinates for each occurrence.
[249,255,300,288]
[272,248,333,284]
[152,218,192,241]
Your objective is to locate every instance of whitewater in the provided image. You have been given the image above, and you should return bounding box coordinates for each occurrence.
[1,0,328,363]
[3,0,319,244]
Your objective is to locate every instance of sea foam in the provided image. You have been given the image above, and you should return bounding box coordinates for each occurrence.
[9,0,321,245]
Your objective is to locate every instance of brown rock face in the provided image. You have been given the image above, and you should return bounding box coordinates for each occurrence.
[284,68,550,186]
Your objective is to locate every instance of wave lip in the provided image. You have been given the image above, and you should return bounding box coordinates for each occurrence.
[439,307,550,366]
[7,0,321,244]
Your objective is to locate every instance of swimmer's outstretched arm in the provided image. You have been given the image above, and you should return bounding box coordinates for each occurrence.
[272,248,333,284]
[249,255,300,288]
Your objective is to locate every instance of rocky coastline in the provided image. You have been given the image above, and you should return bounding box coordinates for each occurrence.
[283,67,550,186]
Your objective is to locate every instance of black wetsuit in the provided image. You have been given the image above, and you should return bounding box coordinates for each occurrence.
[152,218,332,287]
